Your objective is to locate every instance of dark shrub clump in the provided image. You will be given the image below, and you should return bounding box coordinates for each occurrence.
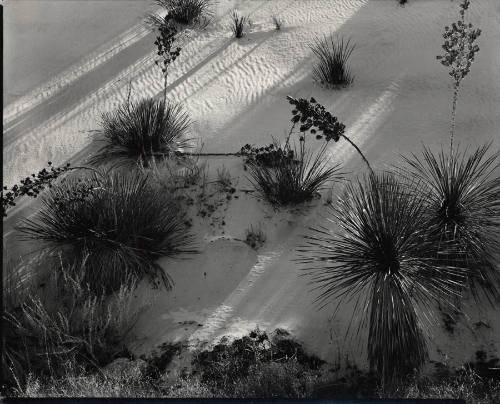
[310,35,355,88]
[18,170,197,294]
[156,0,213,26]
[90,97,191,167]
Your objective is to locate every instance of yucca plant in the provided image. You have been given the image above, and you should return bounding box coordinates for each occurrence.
[155,0,214,26]
[310,35,355,88]
[89,98,191,168]
[231,11,249,39]
[298,173,465,384]
[402,144,500,303]
[247,140,342,206]
[17,170,197,294]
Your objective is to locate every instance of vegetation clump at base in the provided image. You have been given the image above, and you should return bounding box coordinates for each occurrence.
[18,170,197,294]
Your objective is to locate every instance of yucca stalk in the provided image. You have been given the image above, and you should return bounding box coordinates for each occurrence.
[298,173,465,384]
[437,0,481,156]
[402,144,500,303]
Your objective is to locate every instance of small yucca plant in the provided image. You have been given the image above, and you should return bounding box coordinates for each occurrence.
[310,35,355,88]
[90,98,191,167]
[155,0,214,26]
[231,11,249,38]
[298,173,465,384]
[247,141,342,206]
[402,144,500,303]
[18,170,197,294]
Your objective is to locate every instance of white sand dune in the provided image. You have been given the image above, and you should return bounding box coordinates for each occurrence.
[3,0,500,373]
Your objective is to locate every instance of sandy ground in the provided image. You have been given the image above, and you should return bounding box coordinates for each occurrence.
[3,0,500,373]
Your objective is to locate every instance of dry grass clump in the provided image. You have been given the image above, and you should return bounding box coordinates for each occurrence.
[310,35,355,88]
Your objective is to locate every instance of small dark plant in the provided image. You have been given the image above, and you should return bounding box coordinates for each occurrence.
[298,173,465,385]
[90,98,191,168]
[310,35,355,88]
[272,15,283,30]
[156,0,213,26]
[17,170,197,294]
[231,11,249,38]
[244,225,266,250]
[247,141,342,206]
[402,144,500,303]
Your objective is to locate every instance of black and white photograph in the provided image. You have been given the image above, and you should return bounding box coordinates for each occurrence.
[2,0,500,401]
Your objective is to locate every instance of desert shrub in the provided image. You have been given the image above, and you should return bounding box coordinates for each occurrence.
[233,361,317,398]
[272,15,283,31]
[17,170,197,294]
[2,261,140,393]
[240,141,296,168]
[216,166,232,190]
[155,0,213,26]
[247,141,342,206]
[402,144,500,303]
[90,98,191,168]
[401,367,500,404]
[310,35,355,88]
[192,328,324,391]
[231,11,249,38]
[244,225,266,250]
[141,342,183,380]
[298,173,464,385]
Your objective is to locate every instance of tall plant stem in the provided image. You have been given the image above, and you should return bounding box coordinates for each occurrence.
[449,81,460,158]
[163,72,168,104]
[341,134,375,177]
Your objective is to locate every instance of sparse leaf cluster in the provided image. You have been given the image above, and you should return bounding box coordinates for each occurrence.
[287,96,345,142]
[154,17,182,76]
[436,0,481,84]
[239,143,295,167]
[2,162,72,217]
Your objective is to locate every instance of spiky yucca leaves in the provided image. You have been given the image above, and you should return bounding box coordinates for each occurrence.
[90,98,191,167]
[231,11,249,39]
[247,141,342,206]
[18,171,197,294]
[298,173,464,383]
[311,35,355,88]
[155,0,214,26]
[403,145,500,303]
